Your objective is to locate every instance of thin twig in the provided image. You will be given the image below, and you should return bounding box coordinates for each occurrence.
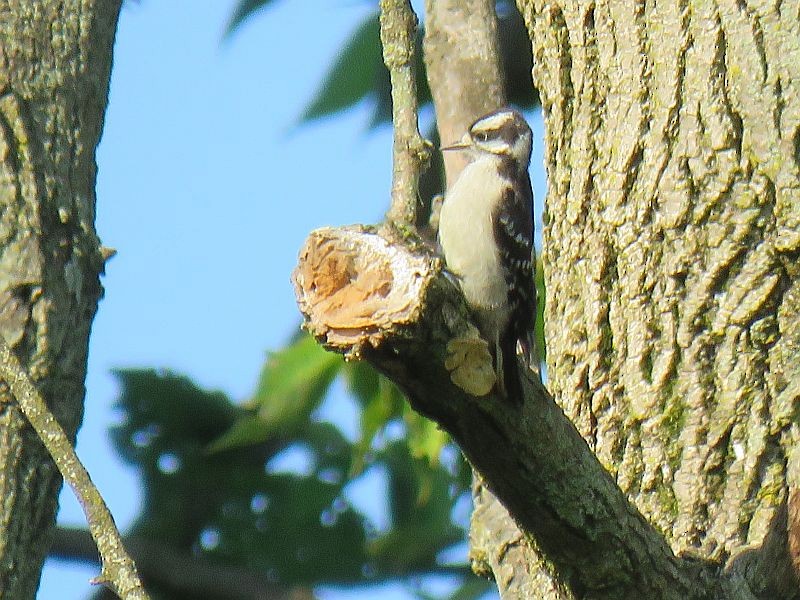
[0,338,149,600]
[379,0,432,231]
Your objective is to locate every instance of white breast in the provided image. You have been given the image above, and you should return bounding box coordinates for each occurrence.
[439,157,508,312]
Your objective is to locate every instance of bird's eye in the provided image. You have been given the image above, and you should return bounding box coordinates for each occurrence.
[475,131,489,142]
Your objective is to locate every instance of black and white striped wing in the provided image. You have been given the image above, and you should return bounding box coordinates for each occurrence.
[492,171,536,366]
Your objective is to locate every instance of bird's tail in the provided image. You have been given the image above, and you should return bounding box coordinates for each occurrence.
[497,330,524,405]
[518,326,539,377]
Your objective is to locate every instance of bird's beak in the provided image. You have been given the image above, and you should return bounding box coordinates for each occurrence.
[440,133,472,152]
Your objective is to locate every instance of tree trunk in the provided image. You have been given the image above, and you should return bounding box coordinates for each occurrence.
[0,1,121,596]
[517,0,800,593]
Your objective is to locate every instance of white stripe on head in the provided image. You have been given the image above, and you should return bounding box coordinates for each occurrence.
[472,110,517,132]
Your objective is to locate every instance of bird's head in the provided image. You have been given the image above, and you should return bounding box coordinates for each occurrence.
[442,108,532,167]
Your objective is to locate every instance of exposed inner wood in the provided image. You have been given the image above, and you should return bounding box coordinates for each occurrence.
[293,227,432,353]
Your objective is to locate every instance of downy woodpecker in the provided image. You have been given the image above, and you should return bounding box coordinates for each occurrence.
[438,108,536,401]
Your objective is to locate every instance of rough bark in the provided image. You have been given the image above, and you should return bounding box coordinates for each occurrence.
[0,0,120,596]
[519,0,800,595]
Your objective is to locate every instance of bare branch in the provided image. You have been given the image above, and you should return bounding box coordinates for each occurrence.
[0,339,148,600]
[50,526,314,600]
[379,0,432,230]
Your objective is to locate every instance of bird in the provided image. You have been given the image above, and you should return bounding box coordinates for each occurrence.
[438,108,536,402]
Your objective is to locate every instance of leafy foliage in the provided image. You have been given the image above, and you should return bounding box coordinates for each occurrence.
[110,344,484,597]
[210,333,342,451]
[226,1,537,128]
[112,370,367,585]
[372,442,464,574]
[299,11,384,123]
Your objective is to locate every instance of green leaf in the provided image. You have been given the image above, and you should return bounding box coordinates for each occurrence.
[372,443,463,572]
[368,61,394,128]
[413,576,493,600]
[343,361,405,473]
[111,369,242,466]
[445,577,494,600]
[206,414,273,452]
[343,359,382,408]
[239,334,343,446]
[404,405,448,465]
[300,11,382,123]
[210,334,343,452]
[224,0,280,38]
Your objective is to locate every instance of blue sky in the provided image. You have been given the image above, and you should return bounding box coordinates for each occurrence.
[37,1,544,597]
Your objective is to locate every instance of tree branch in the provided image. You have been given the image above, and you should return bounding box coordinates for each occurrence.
[727,489,800,600]
[0,339,148,600]
[469,479,564,597]
[49,526,313,600]
[292,228,724,599]
[379,0,432,231]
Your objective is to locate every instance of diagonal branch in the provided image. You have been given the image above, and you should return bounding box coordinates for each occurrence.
[0,338,148,600]
[292,228,727,599]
